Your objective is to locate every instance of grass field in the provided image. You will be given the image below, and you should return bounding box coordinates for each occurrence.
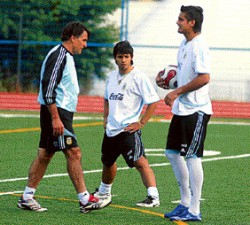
[0,111,249,225]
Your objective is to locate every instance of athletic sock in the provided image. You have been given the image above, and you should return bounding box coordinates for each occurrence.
[78,191,90,205]
[165,150,190,207]
[147,187,159,200]
[23,186,36,200]
[186,157,203,215]
[99,181,112,195]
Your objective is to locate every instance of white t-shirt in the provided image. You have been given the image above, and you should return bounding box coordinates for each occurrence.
[172,35,213,116]
[104,67,160,137]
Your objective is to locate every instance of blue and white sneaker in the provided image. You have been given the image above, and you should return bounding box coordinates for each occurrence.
[170,210,202,221]
[17,196,47,212]
[164,204,188,218]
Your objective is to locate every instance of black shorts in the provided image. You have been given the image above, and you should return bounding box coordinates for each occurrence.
[101,131,145,168]
[39,105,78,152]
[166,111,211,157]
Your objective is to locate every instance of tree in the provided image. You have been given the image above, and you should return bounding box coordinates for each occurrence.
[0,0,121,93]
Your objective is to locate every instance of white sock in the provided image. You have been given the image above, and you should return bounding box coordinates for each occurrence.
[147,187,159,200]
[23,186,36,200]
[186,157,203,215]
[165,150,190,207]
[99,181,112,195]
[78,191,90,205]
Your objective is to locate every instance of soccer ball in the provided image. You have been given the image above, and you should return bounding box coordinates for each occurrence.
[161,65,178,89]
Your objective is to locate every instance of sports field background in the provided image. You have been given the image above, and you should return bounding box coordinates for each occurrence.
[1,1,249,223]
[0,108,249,225]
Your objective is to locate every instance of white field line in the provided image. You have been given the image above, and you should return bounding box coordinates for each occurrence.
[0,154,249,185]
[0,191,23,196]
[0,113,102,121]
[0,113,250,125]
[145,149,222,157]
[151,118,250,126]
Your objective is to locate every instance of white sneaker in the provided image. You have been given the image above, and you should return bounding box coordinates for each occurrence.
[93,189,112,207]
[79,194,102,213]
[17,196,48,212]
[136,196,160,207]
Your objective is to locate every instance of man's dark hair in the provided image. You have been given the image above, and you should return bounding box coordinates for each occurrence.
[113,41,134,58]
[113,41,134,65]
[181,5,204,33]
[61,21,90,42]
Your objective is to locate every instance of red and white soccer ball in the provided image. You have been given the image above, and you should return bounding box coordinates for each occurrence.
[161,65,178,89]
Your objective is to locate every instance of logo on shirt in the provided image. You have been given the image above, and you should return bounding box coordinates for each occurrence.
[109,93,124,100]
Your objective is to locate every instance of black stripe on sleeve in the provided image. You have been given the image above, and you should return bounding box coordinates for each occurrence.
[42,46,66,105]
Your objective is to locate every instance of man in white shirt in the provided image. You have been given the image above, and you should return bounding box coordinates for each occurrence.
[94,40,160,207]
[156,5,212,222]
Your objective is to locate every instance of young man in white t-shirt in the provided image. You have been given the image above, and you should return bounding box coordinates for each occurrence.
[156,6,212,222]
[94,41,160,207]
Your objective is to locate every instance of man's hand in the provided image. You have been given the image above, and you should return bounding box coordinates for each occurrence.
[47,104,64,136]
[52,117,64,136]
[124,122,143,133]
[164,90,179,107]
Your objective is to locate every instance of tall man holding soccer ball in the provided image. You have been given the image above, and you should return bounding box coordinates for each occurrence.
[156,5,212,222]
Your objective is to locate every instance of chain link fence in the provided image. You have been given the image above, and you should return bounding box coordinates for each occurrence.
[1,0,250,102]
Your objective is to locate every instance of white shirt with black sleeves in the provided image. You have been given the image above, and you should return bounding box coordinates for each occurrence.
[38,45,79,112]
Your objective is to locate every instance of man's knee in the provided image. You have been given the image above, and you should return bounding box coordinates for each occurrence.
[64,147,82,160]
[134,156,149,170]
[37,148,54,164]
